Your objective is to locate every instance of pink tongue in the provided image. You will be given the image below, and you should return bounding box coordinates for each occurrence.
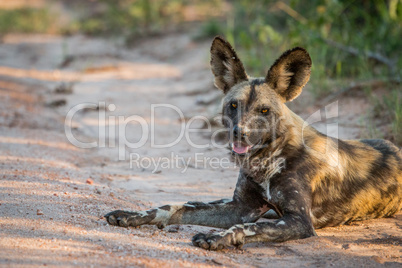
[233,142,249,154]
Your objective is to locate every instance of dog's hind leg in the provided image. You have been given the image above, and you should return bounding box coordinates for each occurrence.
[105,198,268,229]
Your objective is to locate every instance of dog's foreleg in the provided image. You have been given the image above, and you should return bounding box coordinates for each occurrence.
[105,199,268,229]
[192,213,316,250]
[193,179,317,250]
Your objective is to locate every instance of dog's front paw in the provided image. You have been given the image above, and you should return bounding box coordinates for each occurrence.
[104,210,153,227]
[192,233,228,250]
[192,229,245,251]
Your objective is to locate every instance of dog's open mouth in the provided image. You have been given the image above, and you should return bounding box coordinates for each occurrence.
[232,141,253,155]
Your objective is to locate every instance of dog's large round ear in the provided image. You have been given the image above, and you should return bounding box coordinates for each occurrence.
[265,47,311,102]
[210,36,248,94]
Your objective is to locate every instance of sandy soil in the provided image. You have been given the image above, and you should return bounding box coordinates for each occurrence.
[0,33,400,267]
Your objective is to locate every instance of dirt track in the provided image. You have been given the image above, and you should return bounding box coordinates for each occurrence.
[0,33,400,267]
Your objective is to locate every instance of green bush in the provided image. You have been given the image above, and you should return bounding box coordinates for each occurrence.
[215,0,401,97]
[0,8,55,34]
[71,0,200,37]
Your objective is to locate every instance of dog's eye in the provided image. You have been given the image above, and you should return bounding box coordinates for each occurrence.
[231,103,237,109]
[261,108,269,114]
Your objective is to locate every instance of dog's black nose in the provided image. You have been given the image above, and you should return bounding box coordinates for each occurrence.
[233,126,248,138]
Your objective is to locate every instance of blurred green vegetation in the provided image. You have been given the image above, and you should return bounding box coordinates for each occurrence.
[202,0,401,86]
[66,0,224,41]
[0,0,224,37]
[0,8,55,34]
[68,0,187,37]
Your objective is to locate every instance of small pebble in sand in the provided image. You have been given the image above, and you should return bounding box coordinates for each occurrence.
[86,178,94,184]
[342,244,350,250]
[37,209,44,215]
[46,99,66,107]
[167,226,180,233]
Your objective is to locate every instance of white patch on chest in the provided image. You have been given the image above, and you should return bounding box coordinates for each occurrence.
[253,148,287,202]
[266,179,271,200]
[259,178,272,200]
[265,157,286,179]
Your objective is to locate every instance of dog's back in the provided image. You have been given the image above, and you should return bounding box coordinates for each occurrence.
[305,134,402,228]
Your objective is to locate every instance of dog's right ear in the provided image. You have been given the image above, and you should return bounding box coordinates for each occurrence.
[210,36,248,94]
[266,47,311,102]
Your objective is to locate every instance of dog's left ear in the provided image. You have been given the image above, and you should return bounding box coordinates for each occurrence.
[210,36,248,94]
[266,47,311,102]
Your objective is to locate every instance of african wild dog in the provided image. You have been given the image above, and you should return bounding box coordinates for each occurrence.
[105,36,402,250]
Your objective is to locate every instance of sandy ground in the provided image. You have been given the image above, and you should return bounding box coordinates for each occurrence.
[0,33,400,267]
